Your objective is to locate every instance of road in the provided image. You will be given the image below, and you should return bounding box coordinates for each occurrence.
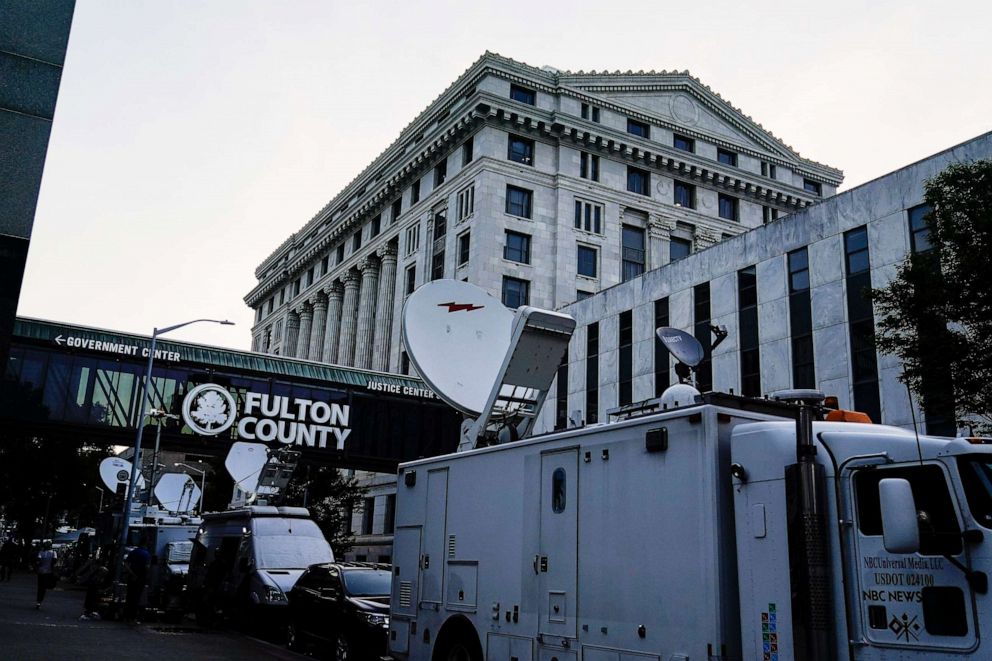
[0,572,301,660]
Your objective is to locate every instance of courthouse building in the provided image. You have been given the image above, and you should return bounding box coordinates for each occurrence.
[245,52,842,374]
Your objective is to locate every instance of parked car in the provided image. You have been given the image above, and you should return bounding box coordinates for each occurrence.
[287,562,391,660]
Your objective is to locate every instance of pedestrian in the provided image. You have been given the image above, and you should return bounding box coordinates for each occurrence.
[35,541,58,609]
[0,538,17,581]
[123,538,150,623]
[80,558,108,620]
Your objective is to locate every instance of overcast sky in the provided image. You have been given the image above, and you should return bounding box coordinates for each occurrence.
[18,0,992,350]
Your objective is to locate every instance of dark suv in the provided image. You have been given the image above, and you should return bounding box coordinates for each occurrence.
[286,562,391,660]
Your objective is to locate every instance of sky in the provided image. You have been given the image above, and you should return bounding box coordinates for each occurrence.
[18,0,992,350]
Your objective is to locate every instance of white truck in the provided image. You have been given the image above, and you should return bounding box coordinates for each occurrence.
[387,392,992,661]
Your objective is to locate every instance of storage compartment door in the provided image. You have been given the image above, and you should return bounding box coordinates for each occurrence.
[539,449,578,638]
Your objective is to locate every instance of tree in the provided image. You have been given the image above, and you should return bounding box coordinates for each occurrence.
[283,463,368,557]
[873,159,992,434]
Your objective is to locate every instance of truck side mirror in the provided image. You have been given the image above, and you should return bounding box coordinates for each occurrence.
[879,478,920,554]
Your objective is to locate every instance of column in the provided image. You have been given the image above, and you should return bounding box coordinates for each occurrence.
[295,303,313,360]
[354,256,381,370]
[337,270,361,366]
[284,311,301,358]
[372,244,398,372]
[322,283,344,364]
[308,294,328,362]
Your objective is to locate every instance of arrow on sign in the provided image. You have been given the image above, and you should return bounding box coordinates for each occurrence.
[55,335,65,346]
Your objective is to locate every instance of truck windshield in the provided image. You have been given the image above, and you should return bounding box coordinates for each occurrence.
[251,518,333,569]
[957,456,992,529]
[342,569,391,597]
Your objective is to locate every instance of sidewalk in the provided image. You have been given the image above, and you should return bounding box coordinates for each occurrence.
[0,572,300,660]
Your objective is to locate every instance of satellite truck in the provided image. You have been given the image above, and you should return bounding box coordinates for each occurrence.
[387,280,992,661]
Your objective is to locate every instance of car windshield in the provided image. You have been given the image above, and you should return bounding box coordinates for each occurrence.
[251,518,333,570]
[342,569,391,597]
[957,456,992,528]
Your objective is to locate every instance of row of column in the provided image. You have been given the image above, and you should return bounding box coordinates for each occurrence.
[280,244,399,372]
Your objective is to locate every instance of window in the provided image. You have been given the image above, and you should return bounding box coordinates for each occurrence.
[788,248,815,389]
[674,180,695,208]
[694,282,712,391]
[433,210,447,239]
[627,167,649,196]
[293,279,301,297]
[619,309,633,406]
[502,276,530,308]
[461,138,473,165]
[504,230,531,264]
[391,198,402,224]
[266,298,274,315]
[577,245,597,278]
[718,194,739,221]
[621,225,645,282]
[803,179,822,196]
[320,255,329,276]
[573,200,603,234]
[508,135,535,165]
[506,185,533,218]
[352,230,362,252]
[576,290,593,301]
[383,494,396,534]
[405,264,416,295]
[404,223,420,256]
[400,351,410,375]
[670,237,691,262]
[370,214,381,238]
[845,226,880,423]
[555,349,569,430]
[457,184,475,221]
[586,322,599,424]
[458,231,470,266]
[581,103,600,122]
[654,297,670,396]
[580,152,600,181]
[761,161,777,179]
[434,158,447,187]
[305,267,314,287]
[762,206,780,224]
[431,251,445,281]
[551,468,567,513]
[411,179,421,205]
[673,134,694,152]
[717,148,737,167]
[908,204,933,254]
[510,84,536,105]
[361,497,375,535]
[738,266,760,397]
[627,118,650,138]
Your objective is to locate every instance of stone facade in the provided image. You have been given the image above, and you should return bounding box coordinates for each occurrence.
[533,131,992,436]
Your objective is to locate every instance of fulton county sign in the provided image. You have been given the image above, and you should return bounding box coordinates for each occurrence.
[181,384,352,450]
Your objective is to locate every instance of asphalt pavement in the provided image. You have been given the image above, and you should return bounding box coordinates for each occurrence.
[0,571,301,660]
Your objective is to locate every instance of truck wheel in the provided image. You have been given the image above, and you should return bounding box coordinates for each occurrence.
[334,634,352,661]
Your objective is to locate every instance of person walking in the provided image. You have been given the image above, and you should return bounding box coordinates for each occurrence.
[123,539,150,623]
[35,541,58,609]
[0,538,17,581]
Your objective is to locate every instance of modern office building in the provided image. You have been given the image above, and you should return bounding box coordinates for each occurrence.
[533,131,992,438]
[245,52,842,375]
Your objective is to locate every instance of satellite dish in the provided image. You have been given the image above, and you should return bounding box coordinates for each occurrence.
[153,473,200,513]
[225,442,269,496]
[402,280,515,415]
[99,457,146,492]
[656,327,705,367]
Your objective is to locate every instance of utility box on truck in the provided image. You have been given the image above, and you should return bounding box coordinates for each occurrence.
[388,397,992,661]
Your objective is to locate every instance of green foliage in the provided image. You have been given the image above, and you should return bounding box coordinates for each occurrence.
[283,464,368,557]
[873,159,992,433]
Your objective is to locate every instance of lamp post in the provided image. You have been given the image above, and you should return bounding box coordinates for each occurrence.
[115,318,233,586]
[147,408,180,500]
[94,486,104,514]
[175,463,207,514]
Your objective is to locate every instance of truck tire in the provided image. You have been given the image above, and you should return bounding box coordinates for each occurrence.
[433,619,482,661]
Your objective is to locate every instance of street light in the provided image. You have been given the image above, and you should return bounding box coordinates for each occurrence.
[93,486,104,514]
[147,408,180,497]
[174,463,208,514]
[115,318,234,586]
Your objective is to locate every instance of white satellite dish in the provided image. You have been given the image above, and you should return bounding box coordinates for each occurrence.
[225,441,269,496]
[153,473,200,513]
[402,280,515,416]
[99,457,146,492]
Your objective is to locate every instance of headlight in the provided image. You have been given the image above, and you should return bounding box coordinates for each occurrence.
[263,585,287,603]
[358,611,389,627]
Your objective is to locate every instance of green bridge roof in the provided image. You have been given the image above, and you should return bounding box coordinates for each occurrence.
[13,317,430,391]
